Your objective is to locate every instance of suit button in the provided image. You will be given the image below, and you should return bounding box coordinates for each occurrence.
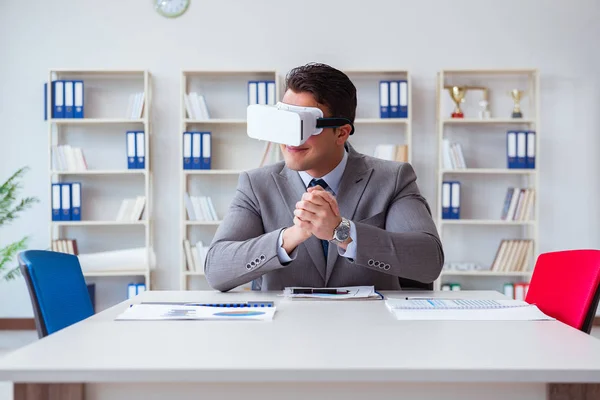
[374,261,380,268]
[246,263,252,270]
[384,264,390,270]
[368,259,375,266]
[260,254,266,261]
[255,258,260,264]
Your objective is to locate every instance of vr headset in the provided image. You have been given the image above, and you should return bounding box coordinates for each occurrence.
[247,102,355,146]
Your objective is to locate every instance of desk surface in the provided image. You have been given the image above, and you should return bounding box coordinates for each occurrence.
[1,290,600,384]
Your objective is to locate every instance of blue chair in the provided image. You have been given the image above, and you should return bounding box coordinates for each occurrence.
[18,250,94,338]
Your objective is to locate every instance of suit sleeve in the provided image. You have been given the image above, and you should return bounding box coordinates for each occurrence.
[351,163,444,283]
[204,172,295,292]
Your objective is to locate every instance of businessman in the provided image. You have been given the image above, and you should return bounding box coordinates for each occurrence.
[205,63,444,292]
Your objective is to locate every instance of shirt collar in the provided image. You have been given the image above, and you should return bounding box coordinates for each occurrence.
[298,149,348,195]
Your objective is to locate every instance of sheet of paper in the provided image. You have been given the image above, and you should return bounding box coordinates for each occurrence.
[386,298,530,310]
[116,304,276,321]
[388,305,554,321]
[283,286,380,300]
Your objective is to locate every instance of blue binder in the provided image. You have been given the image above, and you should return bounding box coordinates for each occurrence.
[136,283,146,295]
[450,181,461,219]
[526,131,536,169]
[516,131,527,168]
[127,283,137,299]
[506,131,517,168]
[136,131,145,169]
[379,81,390,118]
[201,131,211,169]
[64,81,74,118]
[183,132,192,170]
[74,80,84,118]
[51,183,61,221]
[126,131,136,169]
[192,132,201,170]
[71,182,81,221]
[60,183,72,221]
[398,80,408,118]
[248,81,258,105]
[52,80,65,118]
[442,181,451,219]
[389,81,399,118]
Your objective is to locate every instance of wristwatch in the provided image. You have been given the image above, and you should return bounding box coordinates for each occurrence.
[330,217,351,244]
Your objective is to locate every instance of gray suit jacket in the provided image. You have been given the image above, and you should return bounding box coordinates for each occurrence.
[205,144,444,292]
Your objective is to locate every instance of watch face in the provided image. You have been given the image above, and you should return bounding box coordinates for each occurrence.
[335,222,351,241]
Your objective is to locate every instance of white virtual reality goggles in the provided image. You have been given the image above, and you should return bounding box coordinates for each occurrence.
[247,102,355,146]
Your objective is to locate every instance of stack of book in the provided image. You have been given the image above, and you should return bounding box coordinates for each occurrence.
[184,193,218,221]
[500,188,535,221]
[126,92,145,119]
[115,196,146,221]
[183,240,209,272]
[442,139,467,169]
[51,239,79,255]
[52,145,88,171]
[490,239,533,272]
[184,92,211,120]
[373,144,408,163]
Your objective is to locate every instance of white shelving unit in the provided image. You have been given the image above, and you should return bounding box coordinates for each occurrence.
[343,70,412,163]
[435,69,540,290]
[47,70,153,309]
[179,70,280,290]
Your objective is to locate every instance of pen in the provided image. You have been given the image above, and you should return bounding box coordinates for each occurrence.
[292,288,350,295]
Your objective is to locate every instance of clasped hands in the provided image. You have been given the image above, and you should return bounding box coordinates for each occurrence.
[281,185,344,255]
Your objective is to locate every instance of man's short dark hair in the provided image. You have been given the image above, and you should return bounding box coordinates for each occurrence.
[285,63,357,123]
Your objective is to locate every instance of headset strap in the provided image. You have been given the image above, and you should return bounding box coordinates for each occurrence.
[316,118,355,135]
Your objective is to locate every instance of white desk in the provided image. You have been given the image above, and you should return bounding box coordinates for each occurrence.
[1,290,600,400]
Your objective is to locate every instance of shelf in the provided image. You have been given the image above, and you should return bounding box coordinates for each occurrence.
[441,219,535,226]
[83,270,148,277]
[441,69,538,75]
[51,69,147,75]
[440,168,536,175]
[51,170,146,176]
[183,271,206,276]
[442,118,535,125]
[185,118,246,125]
[441,270,532,277]
[52,221,148,227]
[50,118,145,125]
[186,221,222,226]
[354,118,408,124]
[185,169,244,175]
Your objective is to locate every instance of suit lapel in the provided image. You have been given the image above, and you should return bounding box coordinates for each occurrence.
[272,167,327,281]
[325,146,374,284]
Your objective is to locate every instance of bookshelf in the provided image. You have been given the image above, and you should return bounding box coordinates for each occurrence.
[435,69,540,291]
[47,70,153,310]
[343,70,412,164]
[179,70,280,290]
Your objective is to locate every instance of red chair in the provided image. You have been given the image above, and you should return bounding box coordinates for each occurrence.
[526,250,600,334]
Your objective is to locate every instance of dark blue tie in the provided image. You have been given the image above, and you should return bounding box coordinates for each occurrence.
[308,178,329,259]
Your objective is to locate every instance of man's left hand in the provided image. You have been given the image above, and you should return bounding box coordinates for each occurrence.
[293,187,341,241]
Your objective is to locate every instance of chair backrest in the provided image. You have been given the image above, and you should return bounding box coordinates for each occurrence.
[526,250,600,334]
[18,250,94,337]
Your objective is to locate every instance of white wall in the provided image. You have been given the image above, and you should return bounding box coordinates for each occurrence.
[1,0,599,316]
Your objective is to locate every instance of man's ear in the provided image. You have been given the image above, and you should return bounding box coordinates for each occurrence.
[335,124,352,145]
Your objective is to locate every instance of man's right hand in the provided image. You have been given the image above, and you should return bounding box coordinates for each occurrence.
[281,224,312,254]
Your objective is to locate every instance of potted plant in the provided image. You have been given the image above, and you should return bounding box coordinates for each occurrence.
[0,167,39,281]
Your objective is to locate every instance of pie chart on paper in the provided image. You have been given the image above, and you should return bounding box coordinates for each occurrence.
[213,310,266,317]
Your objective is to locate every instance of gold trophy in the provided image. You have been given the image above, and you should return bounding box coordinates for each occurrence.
[447,86,467,118]
[510,89,525,118]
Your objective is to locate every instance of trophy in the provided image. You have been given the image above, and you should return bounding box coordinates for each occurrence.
[510,89,525,118]
[447,86,467,118]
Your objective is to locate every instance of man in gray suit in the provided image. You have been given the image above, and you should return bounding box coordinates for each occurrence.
[205,63,443,292]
